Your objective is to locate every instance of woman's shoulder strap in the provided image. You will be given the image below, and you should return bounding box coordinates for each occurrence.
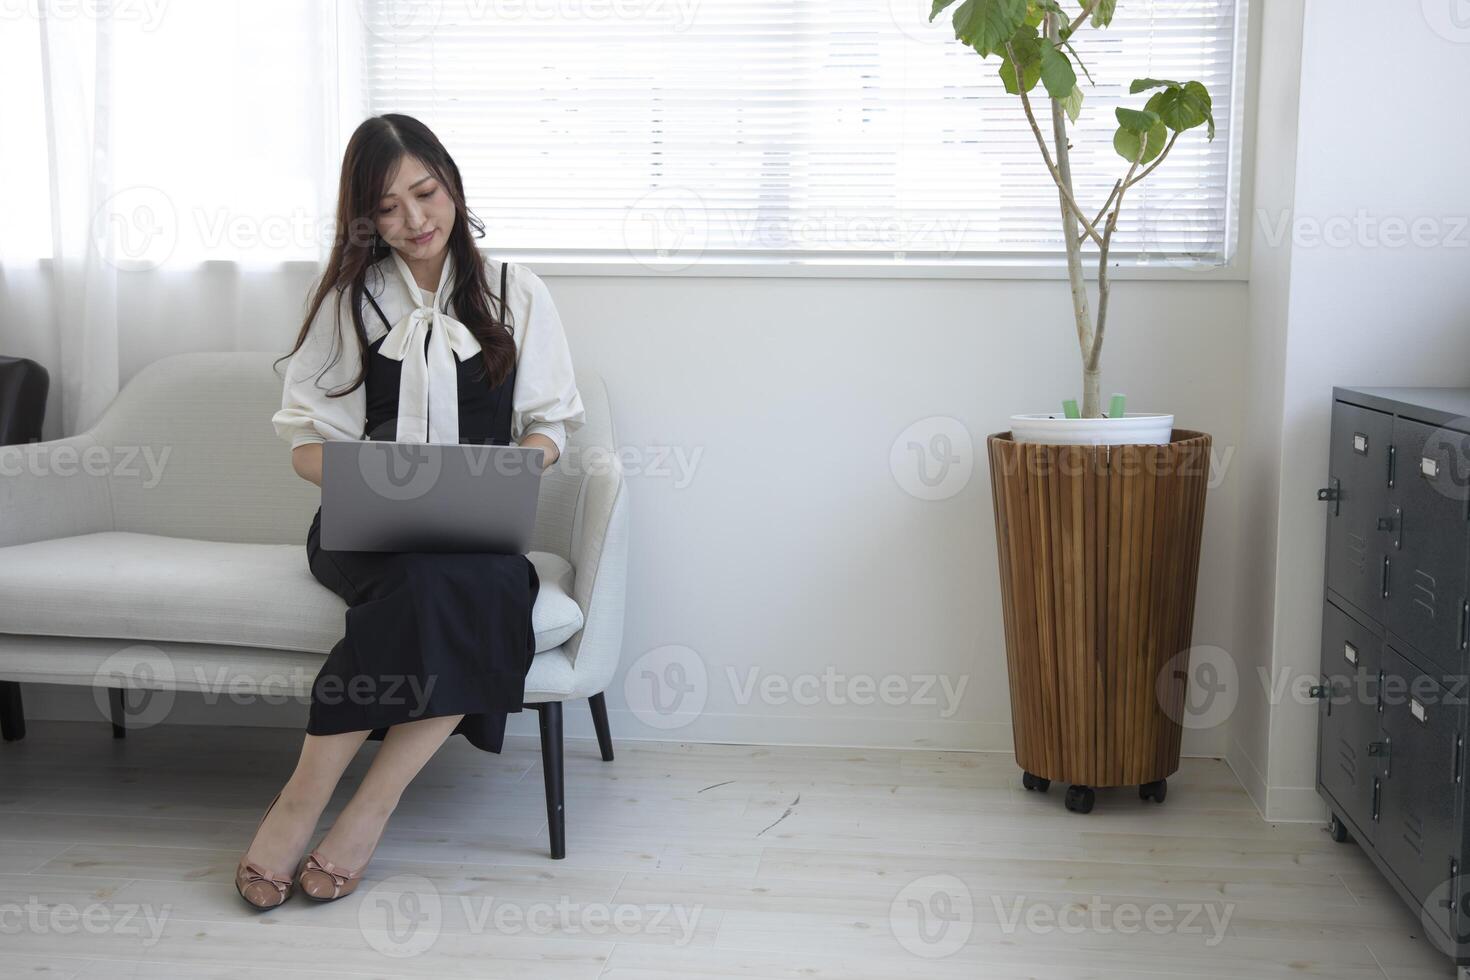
[364,288,391,331]
[499,258,509,323]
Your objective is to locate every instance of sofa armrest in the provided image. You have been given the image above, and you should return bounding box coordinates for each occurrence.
[0,434,113,548]
[563,451,629,693]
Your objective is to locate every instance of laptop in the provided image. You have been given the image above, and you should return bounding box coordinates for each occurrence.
[320,440,546,554]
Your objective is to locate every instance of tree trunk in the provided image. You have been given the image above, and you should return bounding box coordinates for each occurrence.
[1044,14,1098,418]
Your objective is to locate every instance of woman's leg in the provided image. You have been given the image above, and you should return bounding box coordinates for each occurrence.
[309,712,466,868]
[243,729,370,874]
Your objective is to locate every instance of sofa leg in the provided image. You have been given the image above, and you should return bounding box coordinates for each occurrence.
[535,701,566,860]
[588,692,614,762]
[109,688,127,739]
[0,681,25,742]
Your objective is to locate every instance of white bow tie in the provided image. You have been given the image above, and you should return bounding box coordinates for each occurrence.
[376,247,483,444]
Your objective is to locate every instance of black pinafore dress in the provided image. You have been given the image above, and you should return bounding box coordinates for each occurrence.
[303,261,540,753]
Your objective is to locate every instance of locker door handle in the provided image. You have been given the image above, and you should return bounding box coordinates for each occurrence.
[1317,479,1341,517]
[1382,556,1391,598]
[1369,739,1391,777]
[1376,506,1403,549]
[1459,599,1469,651]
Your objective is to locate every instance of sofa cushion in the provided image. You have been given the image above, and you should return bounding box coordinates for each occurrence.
[0,532,583,656]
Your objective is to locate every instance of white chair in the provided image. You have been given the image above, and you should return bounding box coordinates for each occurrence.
[0,351,630,859]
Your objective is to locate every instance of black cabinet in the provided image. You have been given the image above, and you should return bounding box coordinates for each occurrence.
[1324,401,1393,622]
[1317,598,1381,839]
[1377,645,1462,922]
[1317,386,1470,965]
[1385,416,1470,675]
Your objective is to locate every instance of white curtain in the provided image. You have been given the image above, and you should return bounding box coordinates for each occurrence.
[37,5,117,435]
[1,1,364,439]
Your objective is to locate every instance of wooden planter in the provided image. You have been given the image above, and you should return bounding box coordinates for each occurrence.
[986,430,1211,797]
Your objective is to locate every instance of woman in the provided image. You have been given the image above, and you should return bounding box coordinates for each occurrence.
[239,114,585,910]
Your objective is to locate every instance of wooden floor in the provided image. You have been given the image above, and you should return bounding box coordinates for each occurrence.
[0,719,1458,979]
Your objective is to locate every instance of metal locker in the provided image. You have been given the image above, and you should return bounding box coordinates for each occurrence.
[1324,400,1394,622]
[1385,416,1470,677]
[1376,644,1464,931]
[1317,598,1382,840]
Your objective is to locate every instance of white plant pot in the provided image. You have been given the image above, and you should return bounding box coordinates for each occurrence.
[1009,412,1175,446]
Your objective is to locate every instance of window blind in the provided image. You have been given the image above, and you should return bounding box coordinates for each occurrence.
[362,0,1244,265]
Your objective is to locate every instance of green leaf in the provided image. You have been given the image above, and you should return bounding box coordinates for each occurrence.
[950,0,1029,57]
[1130,77,1183,94]
[1089,0,1116,27]
[999,53,1042,93]
[1062,83,1084,122]
[1113,118,1167,164]
[1115,107,1161,132]
[1037,38,1077,100]
[1147,81,1216,140]
[1007,23,1042,61]
[999,26,1042,92]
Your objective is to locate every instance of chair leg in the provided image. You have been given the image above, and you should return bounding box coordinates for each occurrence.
[0,681,25,742]
[535,701,566,860]
[109,688,127,739]
[588,692,614,762]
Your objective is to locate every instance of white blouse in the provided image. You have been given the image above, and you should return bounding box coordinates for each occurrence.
[271,250,586,457]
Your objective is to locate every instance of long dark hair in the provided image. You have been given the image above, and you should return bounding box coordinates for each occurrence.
[272,114,516,397]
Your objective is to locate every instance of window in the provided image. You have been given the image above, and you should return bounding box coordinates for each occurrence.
[363,0,1246,269]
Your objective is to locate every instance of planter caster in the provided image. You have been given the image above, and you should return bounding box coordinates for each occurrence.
[1139,779,1168,804]
[1064,785,1095,814]
[1328,813,1351,843]
[1022,771,1051,793]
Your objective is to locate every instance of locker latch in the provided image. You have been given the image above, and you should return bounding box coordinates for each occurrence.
[1372,778,1381,822]
[1367,741,1389,756]
[1377,505,1402,549]
[1309,684,1329,700]
[1370,737,1392,777]
[1317,478,1342,518]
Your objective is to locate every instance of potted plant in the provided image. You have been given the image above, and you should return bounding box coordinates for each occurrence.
[931,0,1216,813]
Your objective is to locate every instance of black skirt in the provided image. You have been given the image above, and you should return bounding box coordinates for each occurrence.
[303,505,541,753]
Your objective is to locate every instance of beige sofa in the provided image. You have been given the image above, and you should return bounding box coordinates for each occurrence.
[0,351,630,859]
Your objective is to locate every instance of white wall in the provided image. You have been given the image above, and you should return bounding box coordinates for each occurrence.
[1226,0,1306,816]
[7,264,1249,754]
[1230,0,1470,819]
